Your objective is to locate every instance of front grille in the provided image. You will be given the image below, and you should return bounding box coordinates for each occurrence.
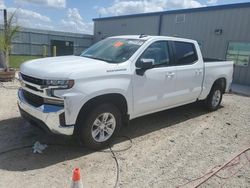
[21,73,45,86]
[25,84,43,92]
[22,90,44,107]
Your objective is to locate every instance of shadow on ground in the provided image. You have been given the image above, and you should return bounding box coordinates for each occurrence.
[0,102,219,171]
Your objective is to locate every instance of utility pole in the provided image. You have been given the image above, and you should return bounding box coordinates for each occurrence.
[3,9,7,32]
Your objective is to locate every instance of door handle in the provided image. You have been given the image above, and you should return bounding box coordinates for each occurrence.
[166,72,175,78]
[195,69,203,75]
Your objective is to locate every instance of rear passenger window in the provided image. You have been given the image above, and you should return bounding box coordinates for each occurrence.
[173,41,198,65]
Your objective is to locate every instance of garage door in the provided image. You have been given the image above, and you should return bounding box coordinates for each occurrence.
[51,40,74,56]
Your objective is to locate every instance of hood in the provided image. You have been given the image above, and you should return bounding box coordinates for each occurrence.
[20,56,111,79]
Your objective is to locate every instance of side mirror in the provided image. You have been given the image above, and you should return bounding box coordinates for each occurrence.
[135,58,154,76]
[136,58,154,70]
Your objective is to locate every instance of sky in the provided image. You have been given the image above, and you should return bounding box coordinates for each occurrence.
[0,0,249,34]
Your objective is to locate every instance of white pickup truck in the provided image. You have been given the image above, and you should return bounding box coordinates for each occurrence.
[18,35,233,149]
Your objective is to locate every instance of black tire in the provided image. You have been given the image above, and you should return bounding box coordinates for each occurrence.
[77,103,122,150]
[204,84,223,111]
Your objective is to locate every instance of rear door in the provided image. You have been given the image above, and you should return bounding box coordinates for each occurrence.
[171,41,203,104]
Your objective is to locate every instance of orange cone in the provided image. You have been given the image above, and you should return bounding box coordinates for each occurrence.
[71,168,83,188]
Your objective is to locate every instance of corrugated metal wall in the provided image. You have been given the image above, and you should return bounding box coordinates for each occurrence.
[0,27,93,56]
[93,5,250,85]
[160,8,250,59]
[94,16,160,41]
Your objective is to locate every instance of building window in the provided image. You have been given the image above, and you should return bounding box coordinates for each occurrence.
[226,42,250,66]
[175,14,185,23]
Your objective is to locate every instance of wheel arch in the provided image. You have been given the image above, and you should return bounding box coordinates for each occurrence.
[212,77,227,93]
[74,93,129,134]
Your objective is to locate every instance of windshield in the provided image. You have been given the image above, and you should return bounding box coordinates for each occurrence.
[81,38,145,63]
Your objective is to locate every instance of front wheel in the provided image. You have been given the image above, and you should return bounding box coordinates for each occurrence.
[204,85,223,111]
[77,104,122,150]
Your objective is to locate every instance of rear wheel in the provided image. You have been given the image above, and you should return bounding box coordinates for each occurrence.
[204,84,223,111]
[77,104,122,150]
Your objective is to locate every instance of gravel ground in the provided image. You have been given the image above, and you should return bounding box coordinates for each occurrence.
[0,81,249,188]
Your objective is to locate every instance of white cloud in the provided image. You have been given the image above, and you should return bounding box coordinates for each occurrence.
[59,8,93,34]
[97,0,204,16]
[8,8,51,23]
[0,7,92,34]
[0,0,5,9]
[15,0,66,8]
[207,0,218,4]
[0,8,52,30]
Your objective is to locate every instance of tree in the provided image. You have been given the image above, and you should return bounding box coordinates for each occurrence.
[0,10,20,71]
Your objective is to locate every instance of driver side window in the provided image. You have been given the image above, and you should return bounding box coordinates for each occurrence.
[140,41,170,67]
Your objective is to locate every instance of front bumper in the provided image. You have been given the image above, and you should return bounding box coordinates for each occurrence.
[18,88,74,135]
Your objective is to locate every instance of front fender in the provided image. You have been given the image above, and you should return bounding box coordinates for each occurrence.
[54,75,133,125]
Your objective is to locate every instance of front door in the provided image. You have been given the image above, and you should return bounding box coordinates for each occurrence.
[132,41,177,117]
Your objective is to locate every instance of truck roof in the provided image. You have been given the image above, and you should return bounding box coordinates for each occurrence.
[110,35,197,43]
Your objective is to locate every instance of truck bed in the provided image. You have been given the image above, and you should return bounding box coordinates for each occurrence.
[199,60,234,99]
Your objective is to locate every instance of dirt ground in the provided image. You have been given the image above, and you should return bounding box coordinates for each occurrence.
[0,81,249,188]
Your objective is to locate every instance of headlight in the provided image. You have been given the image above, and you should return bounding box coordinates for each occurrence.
[45,80,74,89]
